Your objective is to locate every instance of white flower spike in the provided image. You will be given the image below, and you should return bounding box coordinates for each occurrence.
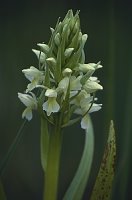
[18,10,103,130]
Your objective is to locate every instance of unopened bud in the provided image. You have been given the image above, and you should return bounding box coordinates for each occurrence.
[82,34,88,46]
[64,48,74,57]
[37,43,50,54]
[62,68,72,76]
[46,57,56,67]
[54,33,61,46]
[32,49,46,63]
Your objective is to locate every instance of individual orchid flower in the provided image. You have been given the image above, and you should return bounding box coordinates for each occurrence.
[83,78,103,93]
[57,68,82,100]
[57,68,72,100]
[57,77,70,100]
[70,76,82,91]
[42,89,60,116]
[78,63,95,73]
[81,103,102,129]
[32,49,46,63]
[22,66,44,92]
[70,89,90,106]
[74,98,102,129]
[18,92,37,121]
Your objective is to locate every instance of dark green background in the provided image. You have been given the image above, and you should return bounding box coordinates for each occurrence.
[0,0,132,199]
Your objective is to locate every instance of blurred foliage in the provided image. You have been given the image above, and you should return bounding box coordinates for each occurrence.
[0,0,132,200]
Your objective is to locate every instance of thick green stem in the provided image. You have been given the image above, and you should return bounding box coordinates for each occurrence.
[43,115,62,200]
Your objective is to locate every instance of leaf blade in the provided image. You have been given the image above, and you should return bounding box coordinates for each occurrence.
[41,117,49,172]
[63,116,94,200]
[90,120,116,200]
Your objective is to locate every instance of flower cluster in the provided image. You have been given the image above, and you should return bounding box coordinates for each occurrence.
[18,10,103,129]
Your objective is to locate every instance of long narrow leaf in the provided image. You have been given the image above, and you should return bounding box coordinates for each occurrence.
[41,117,49,172]
[63,116,94,200]
[90,120,116,200]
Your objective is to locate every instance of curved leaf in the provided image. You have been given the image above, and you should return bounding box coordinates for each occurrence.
[63,116,94,200]
[90,120,116,200]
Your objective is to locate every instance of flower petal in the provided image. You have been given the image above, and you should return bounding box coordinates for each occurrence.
[83,80,103,93]
[22,107,33,121]
[81,114,89,129]
[89,103,102,113]
[43,98,60,116]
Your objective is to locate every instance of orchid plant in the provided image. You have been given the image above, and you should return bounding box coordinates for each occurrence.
[0,10,116,200]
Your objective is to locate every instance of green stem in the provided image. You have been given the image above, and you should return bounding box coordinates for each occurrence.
[43,114,62,200]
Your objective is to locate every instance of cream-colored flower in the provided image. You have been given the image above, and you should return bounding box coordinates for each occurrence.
[70,76,82,91]
[81,103,102,129]
[78,63,95,73]
[43,89,60,116]
[22,66,44,92]
[57,77,69,100]
[32,49,46,63]
[37,43,50,54]
[83,79,103,93]
[18,92,37,121]
[57,74,82,101]
[70,89,89,106]
[73,92,102,129]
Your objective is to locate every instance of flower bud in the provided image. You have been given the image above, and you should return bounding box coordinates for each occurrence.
[50,27,55,34]
[54,33,61,46]
[32,49,46,63]
[37,43,50,54]
[82,34,88,46]
[64,48,74,57]
[62,68,72,77]
[46,57,56,67]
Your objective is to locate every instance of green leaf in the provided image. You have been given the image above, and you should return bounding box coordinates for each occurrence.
[90,120,116,200]
[63,116,94,200]
[41,117,49,172]
[0,181,6,200]
[44,64,50,88]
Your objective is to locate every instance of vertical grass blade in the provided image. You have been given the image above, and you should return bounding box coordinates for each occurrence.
[63,116,94,200]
